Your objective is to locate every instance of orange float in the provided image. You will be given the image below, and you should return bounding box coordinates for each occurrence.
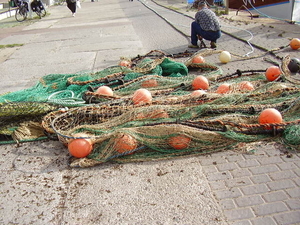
[217,83,230,94]
[265,66,281,81]
[141,79,158,88]
[119,60,131,68]
[68,138,93,158]
[168,135,191,150]
[258,108,283,129]
[95,86,113,96]
[132,88,152,105]
[192,55,205,64]
[191,90,206,97]
[239,81,254,91]
[289,38,300,50]
[114,134,138,154]
[192,75,209,90]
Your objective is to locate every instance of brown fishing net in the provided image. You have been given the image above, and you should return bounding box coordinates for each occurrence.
[0,49,299,167]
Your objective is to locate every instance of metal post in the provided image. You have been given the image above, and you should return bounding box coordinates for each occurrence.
[225,0,229,14]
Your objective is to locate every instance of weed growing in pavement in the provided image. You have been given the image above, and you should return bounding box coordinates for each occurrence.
[0,44,24,49]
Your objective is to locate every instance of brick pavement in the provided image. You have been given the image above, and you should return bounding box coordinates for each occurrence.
[198,142,300,225]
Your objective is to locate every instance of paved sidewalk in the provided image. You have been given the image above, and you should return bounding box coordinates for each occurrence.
[0,0,299,224]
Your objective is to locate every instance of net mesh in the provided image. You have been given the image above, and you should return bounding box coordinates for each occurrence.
[0,50,299,167]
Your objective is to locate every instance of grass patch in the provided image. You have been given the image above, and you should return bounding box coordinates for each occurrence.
[0,44,24,49]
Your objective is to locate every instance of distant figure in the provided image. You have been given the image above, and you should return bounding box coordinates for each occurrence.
[188,1,221,49]
[214,0,223,6]
[66,0,76,17]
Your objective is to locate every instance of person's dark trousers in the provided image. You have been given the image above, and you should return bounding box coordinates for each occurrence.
[191,21,221,45]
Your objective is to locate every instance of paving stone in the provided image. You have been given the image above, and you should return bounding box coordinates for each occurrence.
[294,168,300,176]
[256,156,284,165]
[243,153,266,160]
[285,199,300,210]
[231,220,252,225]
[293,177,300,186]
[252,202,289,216]
[274,211,300,225]
[209,180,226,191]
[250,174,272,184]
[240,184,270,195]
[230,168,252,178]
[251,216,277,225]
[282,154,300,162]
[206,171,232,181]
[219,199,236,210]
[249,165,279,175]
[202,165,218,173]
[216,162,238,172]
[214,187,243,200]
[223,207,254,221]
[224,154,244,163]
[285,187,300,198]
[267,179,296,191]
[277,162,298,170]
[225,177,252,188]
[262,190,289,202]
[269,170,297,180]
[237,159,260,168]
[198,156,227,166]
[293,159,300,167]
[234,195,264,207]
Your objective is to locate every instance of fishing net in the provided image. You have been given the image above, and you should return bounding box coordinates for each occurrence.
[0,49,299,167]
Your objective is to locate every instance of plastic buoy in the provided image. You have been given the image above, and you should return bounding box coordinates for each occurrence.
[96,86,113,96]
[290,38,300,50]
[132,88,152,105]
[192,55,205,64]
[68,138,93,158]
[114,134,137,154]
[191,90,206,97]
[119,60,131,68]
[217,83,230,94]
[168,135,191,150]
[288,58,300,73]
[239,81,254,91]
[141,79,158,88]
[265,66,281,81]
[258,108,283,128]
[192,75,209,90]
[219,51,231,63]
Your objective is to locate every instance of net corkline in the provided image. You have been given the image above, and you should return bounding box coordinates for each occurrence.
[0,49,299,168]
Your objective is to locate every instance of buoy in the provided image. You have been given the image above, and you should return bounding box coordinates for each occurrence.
[258,108,283,129]
[290,38,300,50]
[68,138,93,158]
[192,75,209,90]
[168,135,191,150]
[132,88,152,105]
[141,79,158,88]
[114,134,137,154]
[238,81,254,91]
[192,55,205,64]
[288,58,300,73]
[190,90,206,97]
[217,83,230,94]
[96,86,113,96]
[119,60,131,68]
[219,51,231,63]
[265,66,281,81]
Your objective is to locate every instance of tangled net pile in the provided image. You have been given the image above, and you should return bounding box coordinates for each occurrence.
[0,49,299,168]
